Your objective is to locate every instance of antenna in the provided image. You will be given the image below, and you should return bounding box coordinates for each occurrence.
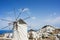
[23,16,30,20]
[14,8,17,20]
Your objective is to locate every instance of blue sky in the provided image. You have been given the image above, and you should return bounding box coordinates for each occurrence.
[0,0,60,30]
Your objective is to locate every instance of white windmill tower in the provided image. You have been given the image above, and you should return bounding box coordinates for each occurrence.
[0,8,30,40]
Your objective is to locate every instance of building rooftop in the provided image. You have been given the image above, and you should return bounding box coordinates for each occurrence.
[42,25,55,29]
[18,19,27,24]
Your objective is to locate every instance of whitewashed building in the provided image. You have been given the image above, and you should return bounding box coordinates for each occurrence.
[41,25,55,33]
[37,25,55,37]
[28,29,37,40]
[12,19,28,40]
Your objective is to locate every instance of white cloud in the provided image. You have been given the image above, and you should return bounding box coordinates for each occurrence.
[18,8,31,17]
[31,17,36,20]
[22,8,29,12]
[54,12,56,16]
[18,8,29,13]
[50,12,57,17]
[45,16,60,24]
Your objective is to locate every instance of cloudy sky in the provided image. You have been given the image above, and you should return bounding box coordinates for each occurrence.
[0,0,60,30]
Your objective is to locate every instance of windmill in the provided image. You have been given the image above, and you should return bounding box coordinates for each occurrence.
[0,8,30,40]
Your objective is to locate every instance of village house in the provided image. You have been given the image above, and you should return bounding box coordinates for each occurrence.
[28,25,60,40]
[41,25,56,33]
[0,24,60,40]
[28,29,37,40]
[52,28,60,40]
[37,25,56,38]
[0,31,13,40]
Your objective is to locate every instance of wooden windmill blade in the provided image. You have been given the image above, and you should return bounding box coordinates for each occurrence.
[16,12,22,20]
[13,8,17,20]
[0,22,13,30]
[23,16,31,20]
[0,25,11,30]
[28,26,32,29]
[16,8,24,20]
[0,18,13,22]
[0,26,9,29]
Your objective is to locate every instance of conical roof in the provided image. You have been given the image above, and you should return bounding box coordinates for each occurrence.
[18,19,26,24]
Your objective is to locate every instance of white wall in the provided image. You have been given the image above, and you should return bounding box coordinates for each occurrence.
[46,26,55,32]
[17,24,28,40]
[12,23,28,40]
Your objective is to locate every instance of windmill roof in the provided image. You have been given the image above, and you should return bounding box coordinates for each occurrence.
[18,19,26,24]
